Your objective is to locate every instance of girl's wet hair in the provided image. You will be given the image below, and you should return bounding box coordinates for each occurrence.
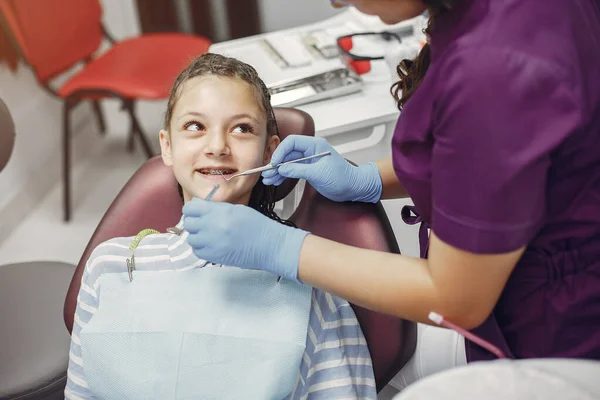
[164,53,295,227]
[391,0,458,109]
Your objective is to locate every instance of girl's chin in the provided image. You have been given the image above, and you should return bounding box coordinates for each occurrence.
[184,192,228,203]
[182,186,252,205]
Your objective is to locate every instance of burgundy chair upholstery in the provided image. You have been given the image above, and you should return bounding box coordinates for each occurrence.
[63,107,416,391]
[291,186,416,391]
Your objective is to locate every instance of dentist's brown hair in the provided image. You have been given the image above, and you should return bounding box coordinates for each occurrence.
[391,0,458,109]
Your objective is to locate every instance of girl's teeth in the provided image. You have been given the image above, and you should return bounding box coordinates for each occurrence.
[200,169,234,175]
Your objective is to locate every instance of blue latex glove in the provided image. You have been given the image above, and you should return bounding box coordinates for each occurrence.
[262,135,383,203]
[182,199,309,282]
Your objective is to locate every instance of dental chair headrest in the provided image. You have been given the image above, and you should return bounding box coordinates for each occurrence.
[0,98,15,173]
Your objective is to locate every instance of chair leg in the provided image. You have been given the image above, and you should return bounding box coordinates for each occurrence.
[63,99,74,222]
[91,100,106,135]
[125,101,154,159]
[127,116,136,153]
[120,100,135,153]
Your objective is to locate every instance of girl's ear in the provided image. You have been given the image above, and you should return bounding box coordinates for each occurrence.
[264,135,280,164]
[159,130,173,167]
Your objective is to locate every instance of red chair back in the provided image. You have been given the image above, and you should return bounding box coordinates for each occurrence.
[0,0,103,83]
[63,107,416,391]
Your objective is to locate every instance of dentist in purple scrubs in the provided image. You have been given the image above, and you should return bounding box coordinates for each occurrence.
[182,0,600,388]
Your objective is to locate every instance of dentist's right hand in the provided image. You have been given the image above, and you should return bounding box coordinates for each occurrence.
[262,135,383,203]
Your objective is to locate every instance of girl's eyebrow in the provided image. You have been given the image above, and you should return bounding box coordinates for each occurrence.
[229,113,260,125]
[177,111,260,125]
[177,111,205,122]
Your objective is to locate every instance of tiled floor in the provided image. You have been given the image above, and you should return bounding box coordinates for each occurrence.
[0,123,403,399]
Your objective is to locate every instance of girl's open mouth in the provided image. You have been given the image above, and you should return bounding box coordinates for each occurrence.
[196,169,237,180]
[198,169,236,175]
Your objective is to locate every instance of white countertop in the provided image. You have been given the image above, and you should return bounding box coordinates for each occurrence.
[209,9,419,137]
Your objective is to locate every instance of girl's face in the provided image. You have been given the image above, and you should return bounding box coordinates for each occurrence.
[331,0,427,25]
[160,75,279,205]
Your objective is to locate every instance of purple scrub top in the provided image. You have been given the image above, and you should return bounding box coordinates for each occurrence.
[392,0,600,362]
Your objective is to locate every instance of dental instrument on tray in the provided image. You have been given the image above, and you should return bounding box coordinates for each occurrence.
[220,151,331,181]
[269,67,362,107]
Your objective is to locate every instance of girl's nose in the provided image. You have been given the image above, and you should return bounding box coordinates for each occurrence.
[204,131,230,157]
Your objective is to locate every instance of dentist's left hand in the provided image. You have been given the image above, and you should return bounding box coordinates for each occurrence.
[182,198,310,282]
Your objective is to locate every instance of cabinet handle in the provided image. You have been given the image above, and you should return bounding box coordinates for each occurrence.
[332,124,387,155]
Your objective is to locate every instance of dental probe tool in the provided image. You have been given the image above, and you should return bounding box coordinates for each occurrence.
[220,151,331,181]
[166,184,220,236]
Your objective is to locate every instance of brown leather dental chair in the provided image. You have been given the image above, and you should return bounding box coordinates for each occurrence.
[63,107,417,392]
[0,99,74,399]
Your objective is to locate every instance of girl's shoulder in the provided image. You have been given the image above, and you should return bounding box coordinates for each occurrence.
[83,233,172,281]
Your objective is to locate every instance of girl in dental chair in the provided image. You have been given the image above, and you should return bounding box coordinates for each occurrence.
[65,53,376,400]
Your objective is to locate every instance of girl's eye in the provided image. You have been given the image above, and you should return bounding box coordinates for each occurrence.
[183,121,204,132]
[232,124,254,134]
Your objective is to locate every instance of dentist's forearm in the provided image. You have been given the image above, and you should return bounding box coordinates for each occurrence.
[297,234,439,325]
[375,156,409,200]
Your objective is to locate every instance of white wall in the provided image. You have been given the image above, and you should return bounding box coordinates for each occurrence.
[101,0,141,39]
[0,0,144,242]
[258,0,342,32]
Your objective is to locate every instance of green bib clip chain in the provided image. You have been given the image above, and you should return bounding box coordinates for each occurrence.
[126,229,160,282]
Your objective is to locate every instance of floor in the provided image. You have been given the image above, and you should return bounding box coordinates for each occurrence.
[0,120,403,399]
[0,133,147,266]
